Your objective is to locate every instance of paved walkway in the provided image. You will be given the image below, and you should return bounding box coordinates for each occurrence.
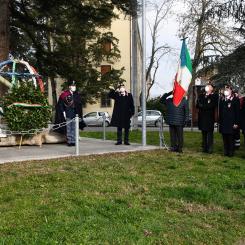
[0,137,159,164]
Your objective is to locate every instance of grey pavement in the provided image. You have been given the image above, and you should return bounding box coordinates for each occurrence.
[0,137,159,164]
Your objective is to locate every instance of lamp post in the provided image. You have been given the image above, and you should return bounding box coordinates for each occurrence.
[141,0,147,146]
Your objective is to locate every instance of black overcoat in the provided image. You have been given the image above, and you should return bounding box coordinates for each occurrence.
[219,96,240,134]
[240,97,245,133]
[196,93,218,131]
[109,89,135,128]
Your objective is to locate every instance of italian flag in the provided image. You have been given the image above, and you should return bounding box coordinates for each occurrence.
[173,39,192,106]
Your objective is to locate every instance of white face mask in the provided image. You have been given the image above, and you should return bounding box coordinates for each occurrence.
[205,86,210,92]
[119,87,126,93]
[224,90,231,97]
[70,86,76,92]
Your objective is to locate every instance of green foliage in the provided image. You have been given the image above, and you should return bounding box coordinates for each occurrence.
[9,0,138,103]
[88,32,121,66]
[146,96,166,116]
[1,83,51,132]
[212,44,245,92]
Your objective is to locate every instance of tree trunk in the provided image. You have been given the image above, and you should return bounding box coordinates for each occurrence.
[50,76,57,107]
[0,0,10,96]
[188,10,204,113]
[0,0,9,62]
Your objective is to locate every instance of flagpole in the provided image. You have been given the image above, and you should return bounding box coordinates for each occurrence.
[141,0,146,147]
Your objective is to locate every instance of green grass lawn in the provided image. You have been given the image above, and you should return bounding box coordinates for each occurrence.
[80,129,235,155]
[0,131,245,244]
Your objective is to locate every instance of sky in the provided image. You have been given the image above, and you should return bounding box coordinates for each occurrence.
[143,1,240,98]
[142,1,187,98]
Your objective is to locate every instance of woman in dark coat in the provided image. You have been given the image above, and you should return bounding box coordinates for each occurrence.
[196,83,218,153]
[219,85,240,157]
[109,84,135,145]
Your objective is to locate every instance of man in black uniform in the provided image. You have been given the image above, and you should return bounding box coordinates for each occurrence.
[240,96,245,150]
[233,90,241,150]
[196,83,218,153]
[109,84,135,145]
[219,85,240,157]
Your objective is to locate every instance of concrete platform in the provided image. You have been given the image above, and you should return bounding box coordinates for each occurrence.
[0,137,159,164]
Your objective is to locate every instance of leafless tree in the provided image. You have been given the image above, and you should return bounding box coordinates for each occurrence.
[146,0,173,100]
[179,0,240,84]
[178,0,240,110]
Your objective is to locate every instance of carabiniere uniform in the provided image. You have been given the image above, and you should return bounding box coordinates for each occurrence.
[196,92,218,153]
[219,95,240,157]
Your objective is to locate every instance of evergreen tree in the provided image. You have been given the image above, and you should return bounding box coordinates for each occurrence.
[7,0,138,105]
[208,0,245,89]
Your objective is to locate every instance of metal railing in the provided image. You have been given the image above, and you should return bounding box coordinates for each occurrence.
[0,116,82,155]
[158,115,169,149]
[1,114,169,154]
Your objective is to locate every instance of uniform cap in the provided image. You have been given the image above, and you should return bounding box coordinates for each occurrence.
[68,80,76,86]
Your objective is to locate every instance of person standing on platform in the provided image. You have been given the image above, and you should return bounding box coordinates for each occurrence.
[196,83,218,153]
[109,84,135,145]
[160,91,189,153]
[219,85,240,157]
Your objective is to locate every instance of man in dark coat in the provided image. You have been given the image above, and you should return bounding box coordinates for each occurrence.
[109,84,135,145]
[240,96,245,149]
[55,81,83,146]
[196,83,218,153]
[233,90,241,150]
[160,91,189,153]
[219,85,240,157]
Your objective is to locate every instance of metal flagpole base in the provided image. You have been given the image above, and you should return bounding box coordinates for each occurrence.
[75,115,80,156]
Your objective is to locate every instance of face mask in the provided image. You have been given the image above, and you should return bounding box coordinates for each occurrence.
[70,86,76,92]
[120,87,126,93]
[224,90,230,97]
[205,86,209,92]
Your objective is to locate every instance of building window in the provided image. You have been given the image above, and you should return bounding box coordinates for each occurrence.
[102,42,111,53]
[101,65,111,75]
[101,92,111,108]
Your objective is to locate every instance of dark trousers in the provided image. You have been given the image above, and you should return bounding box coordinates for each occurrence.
[222,133,234,157]
[233,129,240,150]
[169,125,183,152]
[202,131,213,153]
[66,118,75,144]
[117,127,129,143]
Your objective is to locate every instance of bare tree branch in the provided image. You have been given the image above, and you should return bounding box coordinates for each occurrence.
[146,0,173,99]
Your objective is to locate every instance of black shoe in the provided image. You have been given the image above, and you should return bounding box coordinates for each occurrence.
[124,142,130,145]
[67,143,75,146]
[228,152,234,157]
[169,147,177,152]
[115,142,122,145]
